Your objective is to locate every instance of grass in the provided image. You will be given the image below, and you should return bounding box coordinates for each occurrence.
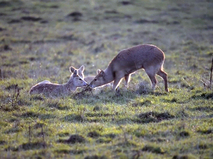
[0,0,213,158]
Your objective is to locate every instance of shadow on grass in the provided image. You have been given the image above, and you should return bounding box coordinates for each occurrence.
[62,113,114,123]
[4,126,22,134]
[131,99,152,107]
[191,92,213,100]
[0,140,7,145]
[197,129,213,135]
[20,111,56,120]
[188,106,213,112]
[72,91,135,106]
[47,101,70,110]
[133,111,175,123]
[62,114,84,122]
[142,145,165,154]
[62,110,175,124]
[55,149,85,155]
[58,134,86,144]
[72,88,166,106]
[5,142,47,151]
[30,95,44,101]
[84,155,108,159]
[86,112,113,117]
[87,131,101,138]
[96,137,112,144]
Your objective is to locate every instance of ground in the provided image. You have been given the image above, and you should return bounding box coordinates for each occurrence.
[0,0,213,158]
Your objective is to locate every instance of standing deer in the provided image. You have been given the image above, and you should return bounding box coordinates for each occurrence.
[76,65,111,86]
[30,66,87,97]
[89,44,168,92]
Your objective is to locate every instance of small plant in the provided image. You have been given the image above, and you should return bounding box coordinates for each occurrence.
[11,84,21,108]
[1,84,22,111]
[201,57,213,89]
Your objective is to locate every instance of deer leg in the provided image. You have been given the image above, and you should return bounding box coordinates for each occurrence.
[113,75,123,91]
[145,69,157,91]
[124,74,131,88]
[157,69,168,92]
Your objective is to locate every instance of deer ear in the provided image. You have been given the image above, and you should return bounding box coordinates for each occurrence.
[98,69,105,76]
[97,69,102,74]
[99,70,105,75]
[70,66,76,73]
[79,65,85,72]
[73,70,77,76]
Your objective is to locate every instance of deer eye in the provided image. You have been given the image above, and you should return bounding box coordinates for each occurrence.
[94,79,97,81]
[79,78,82,81]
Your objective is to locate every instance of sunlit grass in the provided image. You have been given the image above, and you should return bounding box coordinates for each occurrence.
[0,0,213,158]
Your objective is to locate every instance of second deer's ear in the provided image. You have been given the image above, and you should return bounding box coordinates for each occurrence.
[79,65,85,72]
[70,66,76,73]
[97,69,102,74]
[73,70,77,76]
[100,70,105,75]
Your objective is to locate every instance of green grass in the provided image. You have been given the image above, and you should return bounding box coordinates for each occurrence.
[0,0,213,158]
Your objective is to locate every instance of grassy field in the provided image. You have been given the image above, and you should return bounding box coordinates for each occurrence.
[0,0,213,158]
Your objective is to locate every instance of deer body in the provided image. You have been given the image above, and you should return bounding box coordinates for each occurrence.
[89,44,168,92]
[30,66,87,97]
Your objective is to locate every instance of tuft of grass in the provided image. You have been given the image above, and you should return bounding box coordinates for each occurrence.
[135,111,175,123]
[142,145,165,154]
[58,134,86,144]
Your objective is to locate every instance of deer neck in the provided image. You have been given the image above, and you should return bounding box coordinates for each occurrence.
[63,78,77,92]
[104,66,114,83]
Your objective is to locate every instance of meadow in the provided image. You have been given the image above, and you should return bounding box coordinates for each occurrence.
[0,0,213,158]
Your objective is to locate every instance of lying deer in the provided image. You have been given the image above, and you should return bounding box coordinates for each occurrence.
[72,65,95,83]
[89,44,168,92]
[30,66,87,97]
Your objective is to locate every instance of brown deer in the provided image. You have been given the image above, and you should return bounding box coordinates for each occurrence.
[73,65,94,83]
[73,66,103,85]
[89,44,168,92]
[30,66,87,97]
[74,65,85,80]
[83,70,112,89]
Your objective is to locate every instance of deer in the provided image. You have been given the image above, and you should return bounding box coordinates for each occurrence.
[73,66,103,85]
[75,65,100,84]
[89,44,168,92]
[29,66,87,97]
[82,70,113,90]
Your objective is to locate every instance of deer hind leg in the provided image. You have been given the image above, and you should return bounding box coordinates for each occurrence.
[124,74,131,88]
[145,68,157,91]
[157,69,168,92]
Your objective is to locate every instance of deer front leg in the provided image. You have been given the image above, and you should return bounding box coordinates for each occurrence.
[113,78,122,91]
